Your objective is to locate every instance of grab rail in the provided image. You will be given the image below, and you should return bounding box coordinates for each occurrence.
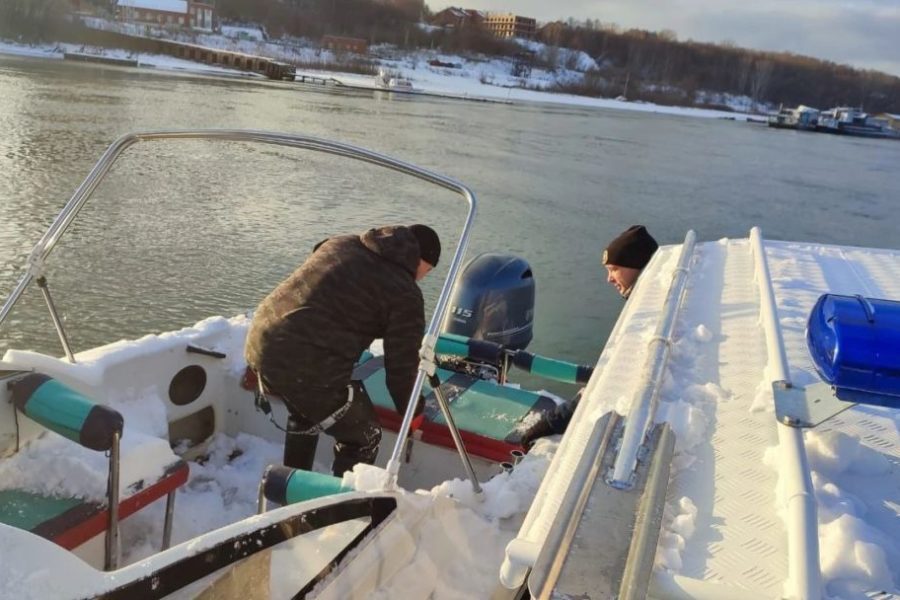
[749,227,821,600]
[0,130,478,488]
[608,229,696,488]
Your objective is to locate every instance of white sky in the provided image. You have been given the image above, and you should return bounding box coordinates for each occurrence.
[429,0,900,77]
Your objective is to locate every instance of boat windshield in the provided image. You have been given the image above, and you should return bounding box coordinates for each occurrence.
[96,496,396,600]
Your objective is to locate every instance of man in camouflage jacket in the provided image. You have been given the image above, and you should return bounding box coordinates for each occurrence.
[245,224,441,476]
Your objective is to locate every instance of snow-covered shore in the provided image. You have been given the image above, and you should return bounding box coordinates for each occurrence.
[0,36,754,121]
[0,39,255,78]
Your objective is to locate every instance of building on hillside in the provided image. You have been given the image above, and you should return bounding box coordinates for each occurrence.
[431,7,485,29]
[538,21,566,44]
[189,1,214,31]
[118,0,189,27]
[116,0,215,31]
[321,35,368,54]
[483,12,536,40]
[875,113,900,130]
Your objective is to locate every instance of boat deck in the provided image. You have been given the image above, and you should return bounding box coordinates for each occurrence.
[648,238,899,596]
[521,235,900,598]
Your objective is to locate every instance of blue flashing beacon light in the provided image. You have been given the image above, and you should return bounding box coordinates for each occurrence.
[807,294,900,409]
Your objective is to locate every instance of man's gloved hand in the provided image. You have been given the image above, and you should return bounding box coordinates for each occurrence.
[517,390,583,450]
[518,413,556,450]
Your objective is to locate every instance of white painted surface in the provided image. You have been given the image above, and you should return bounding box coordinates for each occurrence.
[504,237,900,599]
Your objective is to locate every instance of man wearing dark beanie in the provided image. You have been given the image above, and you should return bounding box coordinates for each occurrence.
[602,225,658,298]
[245,224,440,475]
[517,225,658,449]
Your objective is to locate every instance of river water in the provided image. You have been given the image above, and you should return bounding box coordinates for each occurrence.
[1,55,899,383]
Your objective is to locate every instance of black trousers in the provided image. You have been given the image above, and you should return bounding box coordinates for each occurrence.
[264,374,382,477]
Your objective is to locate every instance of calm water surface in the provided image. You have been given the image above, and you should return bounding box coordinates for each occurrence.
[1,55,899,389]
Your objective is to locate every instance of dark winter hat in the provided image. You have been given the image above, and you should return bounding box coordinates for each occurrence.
[410,224,441,267]
[603,225,658,269]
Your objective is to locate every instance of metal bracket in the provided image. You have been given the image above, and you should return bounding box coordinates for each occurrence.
[773,380,857,428]
[24,247,46,280]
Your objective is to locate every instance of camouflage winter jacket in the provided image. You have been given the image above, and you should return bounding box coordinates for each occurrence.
[245,226,425,414]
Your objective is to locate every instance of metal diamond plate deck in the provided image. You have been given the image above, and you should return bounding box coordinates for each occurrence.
[663,239,786,596]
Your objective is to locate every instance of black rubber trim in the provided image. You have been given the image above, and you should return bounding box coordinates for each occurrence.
[466,338,505,364]
[9,373,51,412]
[186,345,226,359]
[575,365,594,385]
[262,465,295,505]
[90,496,397,600]
[79,405,124,451]
[511,351,535,372]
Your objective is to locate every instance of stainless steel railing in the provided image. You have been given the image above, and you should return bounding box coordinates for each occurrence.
[608,229,696,488]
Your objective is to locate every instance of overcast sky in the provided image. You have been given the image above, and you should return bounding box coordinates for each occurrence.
[430,0,900,77]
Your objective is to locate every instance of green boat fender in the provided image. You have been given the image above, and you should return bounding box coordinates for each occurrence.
[263,465,350,505]
[511,351,593,385]
[435,332,593,385]
[10,373,123,451]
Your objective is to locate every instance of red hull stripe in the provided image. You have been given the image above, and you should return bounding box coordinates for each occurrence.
[42,462,190,550]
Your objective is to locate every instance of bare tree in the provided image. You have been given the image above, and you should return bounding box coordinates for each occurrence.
[750,59,774,110]
[736,54,753,95]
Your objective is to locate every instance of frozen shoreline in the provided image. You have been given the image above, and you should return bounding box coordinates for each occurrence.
[0,37,753,121]
[0,39,257,78]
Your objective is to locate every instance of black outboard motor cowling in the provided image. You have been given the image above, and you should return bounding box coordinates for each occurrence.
[441,253,535,350]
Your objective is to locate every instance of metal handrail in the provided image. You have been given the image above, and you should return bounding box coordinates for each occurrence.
[608,230,696,488]
[749,227,821,600]
[0,130,479,485]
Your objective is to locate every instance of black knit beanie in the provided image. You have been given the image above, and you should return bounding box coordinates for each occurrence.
[603,225,658,269]
[410,224,441,267]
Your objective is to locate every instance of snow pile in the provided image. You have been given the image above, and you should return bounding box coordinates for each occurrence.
[366,437,557,598]
[120,431,284,564]
[657,497,698,571]
[0,525,100,600]
[651,246,731,568]
[695,90,773,113]
[220,24,267,41]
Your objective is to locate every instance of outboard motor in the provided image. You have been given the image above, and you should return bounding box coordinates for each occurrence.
[438,254,534,382]
[442,253,535,350]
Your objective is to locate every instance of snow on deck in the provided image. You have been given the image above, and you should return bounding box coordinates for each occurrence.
[656,238,787,594]
[528,236,900,599]
[625,238,900,598]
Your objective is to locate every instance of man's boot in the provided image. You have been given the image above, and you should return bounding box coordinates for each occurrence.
[283,417,319,471]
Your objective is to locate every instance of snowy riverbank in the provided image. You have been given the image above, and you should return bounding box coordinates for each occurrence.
[0,35,757,121]
[0,39,254,78]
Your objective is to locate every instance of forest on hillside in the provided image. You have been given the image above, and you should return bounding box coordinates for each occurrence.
[536,21,900,112]
[3,0,899,112]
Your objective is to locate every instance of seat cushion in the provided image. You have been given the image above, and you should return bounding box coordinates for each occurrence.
[352,355,559,461]
[0,460,188,550]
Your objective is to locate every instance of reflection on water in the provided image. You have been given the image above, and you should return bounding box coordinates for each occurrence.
[1,55,899,393]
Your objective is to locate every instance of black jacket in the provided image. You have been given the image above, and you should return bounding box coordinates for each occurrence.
[245,226,425,414]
